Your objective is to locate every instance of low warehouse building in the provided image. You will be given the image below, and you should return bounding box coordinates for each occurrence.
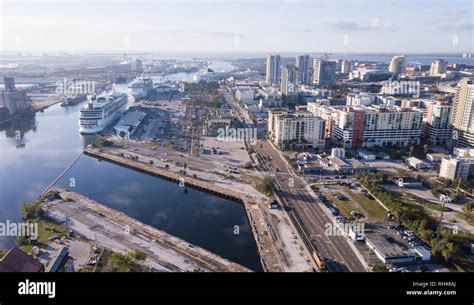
[364,223,416,264]
[114,110,147,137]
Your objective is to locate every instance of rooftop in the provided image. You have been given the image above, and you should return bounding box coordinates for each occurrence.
[0,247,45,272]
[116,110,147,127]
[364,223,414,260]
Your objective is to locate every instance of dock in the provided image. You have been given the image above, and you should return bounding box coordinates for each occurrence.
[46,188,251,272]
[83,146,285,272]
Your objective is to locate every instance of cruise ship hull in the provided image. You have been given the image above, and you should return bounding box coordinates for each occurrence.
[128,88,147,99]
[79,98,128,134]
[128,77,154,99]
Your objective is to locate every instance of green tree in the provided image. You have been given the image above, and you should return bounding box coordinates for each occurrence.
[109,250,147,272]
[256,176,275,196]
[409,146,415,158]
[21,201,44,220]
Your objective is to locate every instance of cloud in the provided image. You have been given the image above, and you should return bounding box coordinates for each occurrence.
[429,9,469,25]
[324,18,397,31]
[438,22,474,32]
[280,18,397,33]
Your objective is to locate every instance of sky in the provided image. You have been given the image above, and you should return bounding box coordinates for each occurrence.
[1,0,473,54]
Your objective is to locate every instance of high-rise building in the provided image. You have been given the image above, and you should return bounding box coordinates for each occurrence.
[268,108,325,150]
[429,59,447,77]
[331,59,342,72]
[313,59,336,86]
[281,65,298,104]
[341,60,354,74]
[266,54,281,85]
[389,55,405,78]
[295,54,310,84]
[133,58,143,72]
[423,101,452,145]
[451,78,474,147]
[307,104,423,148]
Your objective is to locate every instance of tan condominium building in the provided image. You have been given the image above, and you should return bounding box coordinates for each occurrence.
[429,59,447,77]
[268,108,325,150]
[451,78,474,147]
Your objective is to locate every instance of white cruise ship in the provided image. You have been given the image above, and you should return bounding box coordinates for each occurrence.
[128,75,154,98]
[79,92,129,134]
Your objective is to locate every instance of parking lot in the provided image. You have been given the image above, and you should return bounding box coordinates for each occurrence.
[201,136,251,167]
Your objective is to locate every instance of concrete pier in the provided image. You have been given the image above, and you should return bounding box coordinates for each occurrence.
[83,146,285,272]
[46,188,251,272]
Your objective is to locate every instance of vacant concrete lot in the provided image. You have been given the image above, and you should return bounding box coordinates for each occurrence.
[202,136,251,166]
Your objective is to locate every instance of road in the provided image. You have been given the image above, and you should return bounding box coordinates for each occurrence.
[220,88,254,125]
[254,140,367,272]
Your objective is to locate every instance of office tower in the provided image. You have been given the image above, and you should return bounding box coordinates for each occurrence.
[429,59,447,76]
[281,65,298,104]
[341,60,354,74]
[331,59,342,72]
[296,54,310,84]
[389,55,405,78]
[451,78,474,147]
[313,59,336,86]
[266,54,281,85]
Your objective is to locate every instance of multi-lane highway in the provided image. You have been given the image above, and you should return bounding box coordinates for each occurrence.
[254,140,367,272]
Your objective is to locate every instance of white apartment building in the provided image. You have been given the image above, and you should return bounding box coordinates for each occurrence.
[235,86,256,105]
[308,104,423,148]
[346,93,376,106]
[439,155,474,180]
